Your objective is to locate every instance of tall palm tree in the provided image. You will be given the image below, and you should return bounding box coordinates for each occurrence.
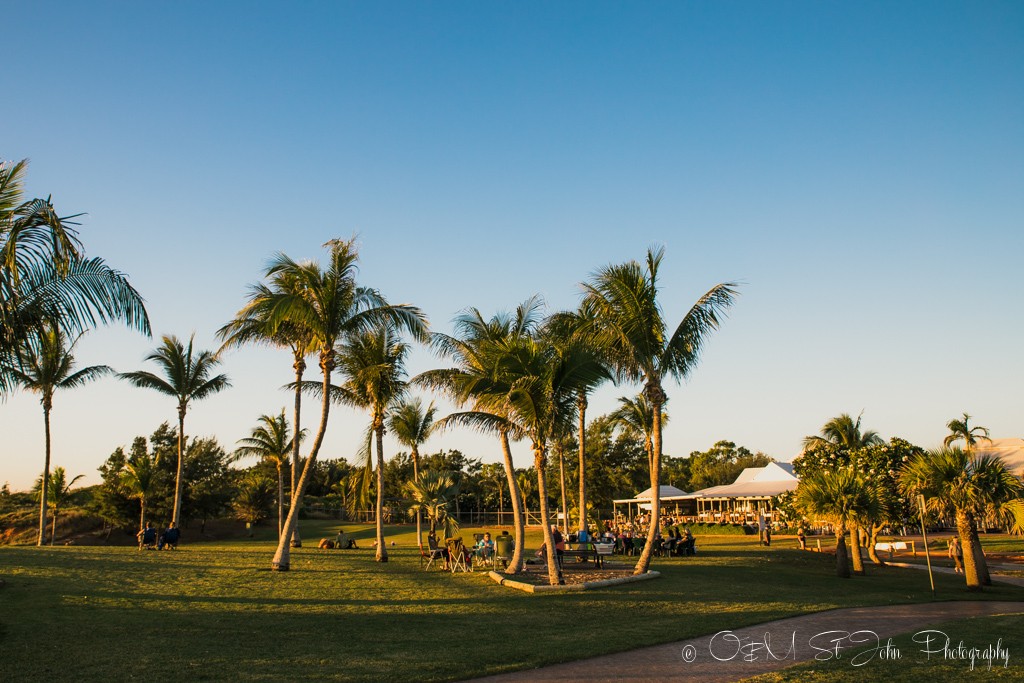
[803,412,883,449]
[944,413,991,453]
[334,324,412,562]
[261,239,428,571]
[1,158,150,395]
[120,334,230,526]
[901,447,1021,590]
[387,397,437,548]
[233,410,303,539]
[121,449,159,534]
[218,268,315,547]
[406,469,461,540]
[40,466,84,546]
[795,469,878,578]
[581,247,738,575]
[608,393,669,474]
[7,325,113,545]
[418,298,542,574]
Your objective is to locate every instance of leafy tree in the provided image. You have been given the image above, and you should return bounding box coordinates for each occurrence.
[7,324,112,544]
[795,468,878,578]
[233,410,303,539]
[582,246,738,574]
[687,440,772,491]
[120,446,160,533]
[944,413,991,452]
[387,398,437,547]
[406,470,461,540]
[36,466,84,545]
[120,334,230,525]
[233,471,276,526]
[803,412,883,449]
[608,393,668,475]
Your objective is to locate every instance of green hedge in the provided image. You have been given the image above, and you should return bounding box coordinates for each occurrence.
[672,523,754,536]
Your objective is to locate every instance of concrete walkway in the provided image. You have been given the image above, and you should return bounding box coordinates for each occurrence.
[466,601,1024,682]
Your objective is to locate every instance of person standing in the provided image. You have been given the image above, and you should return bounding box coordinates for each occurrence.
[948,536,964,574]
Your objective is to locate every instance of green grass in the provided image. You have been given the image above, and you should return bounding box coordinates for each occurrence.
[747,613,1024,682]
[2,523,1022,682]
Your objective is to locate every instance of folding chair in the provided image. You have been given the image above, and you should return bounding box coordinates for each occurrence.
[494,536,514,569]
[447,538,470,573]
[420,535,446,570]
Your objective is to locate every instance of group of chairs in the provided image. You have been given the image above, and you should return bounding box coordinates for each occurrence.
[419,533,515,572]
[613,534,696,557]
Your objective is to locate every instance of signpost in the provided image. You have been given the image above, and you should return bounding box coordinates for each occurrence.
[918,494,936,596]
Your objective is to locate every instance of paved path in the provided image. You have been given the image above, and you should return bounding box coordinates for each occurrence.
[466,600,1024,682]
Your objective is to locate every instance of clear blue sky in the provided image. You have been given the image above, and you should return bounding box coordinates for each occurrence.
[3,1,1022,490]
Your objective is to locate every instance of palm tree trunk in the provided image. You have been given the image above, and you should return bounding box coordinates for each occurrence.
[272,355,333,571]
[374,422,388,562]
[37,404,52,546]
[849,525,865,574]
[557,442,569,535]
[499,431,526,574]
[867,523,885,565]
[835,527,851,578]
[577,392,587,534]
[50,506,58,546]
[412,446,422,549]
[289,356,304,548]
[535,445,562,586]
[634,384,663,575]
[276,464,285,540]
[140,500,146,534]
[172,408,186,526]
[967,515,989,587]
[957,510,983,590]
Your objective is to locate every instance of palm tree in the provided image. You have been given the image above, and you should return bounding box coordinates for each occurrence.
[387,397,437,548]
[900,447,1021,590]
[260,239,427,571]
[218,268,314,547]
[121,449,160,534]
[608,393,669,474]
[7,325,112,545]
[406,469,461,540]
[795,468,878,578]
[418,298,542,574]
[40,466,84,546]
[233,410,303,539]
[581,247,738,575]
[1,158,150,395]
[803,412,883,449]
[120,334,230,526]
[334,324,412,562]
[944,413,991,453]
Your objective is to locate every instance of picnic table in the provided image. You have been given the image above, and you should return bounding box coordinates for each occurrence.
[560,542,613,569]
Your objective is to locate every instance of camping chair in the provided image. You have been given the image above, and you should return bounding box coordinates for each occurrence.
[494,536,514,569]
[420,535,446,571]
[447,538,470,573]
[631,537,646,556]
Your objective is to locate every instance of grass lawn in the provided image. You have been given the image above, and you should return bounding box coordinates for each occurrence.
[2,523,1022,682]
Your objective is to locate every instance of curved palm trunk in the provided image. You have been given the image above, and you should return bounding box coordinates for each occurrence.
[577,393,587,534]
[956,510,983,590]
[374,421,388,562]
[634,385,663,575]
[37,403,52,546]
[50,505,58,546]
[276,463,285,540]
[289,356,304,547]
[412,446,422,549]
[557,442,569,535]
[499,431,526,574]
[172,408,186,526]
[535,445,562,585]
[835,526,851,578]
[849,525,865,574]
[868,523,885,565]
[272,357,333,571]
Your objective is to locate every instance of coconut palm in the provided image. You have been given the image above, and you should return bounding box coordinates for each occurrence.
[7,325,113,545]
[217,268,315,547]
[121,449,159,534]
[418,298,543,574]
[257,238,427,571]
[581,247,738,575]
[120,334,230,526]
[944,413,991,453]
[406,469,461,540]
[333,324,412,562]
[233,410,304,539]
[387,397,437,548]
[803,412,883,449]
[40,466,84,546]
[1,158,149,395]
[608,393,669,474]
[900,447,1022,590]
[795,468,878,578]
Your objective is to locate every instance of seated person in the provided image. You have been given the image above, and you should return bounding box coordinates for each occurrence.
[137,522,157,550]
[158,522,180,550]
[335,529,357,549]
[318,538,336,549]
[426,531,448,565]
[475,532,495,559]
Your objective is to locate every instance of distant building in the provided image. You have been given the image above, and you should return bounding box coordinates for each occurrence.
[973,438,1024,476]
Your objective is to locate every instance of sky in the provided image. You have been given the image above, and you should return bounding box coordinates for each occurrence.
[2,1,1022,491]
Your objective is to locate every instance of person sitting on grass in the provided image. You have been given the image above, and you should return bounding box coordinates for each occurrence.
[158,522,180,550]
[137,522,157,550]
[336,528,357,549]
